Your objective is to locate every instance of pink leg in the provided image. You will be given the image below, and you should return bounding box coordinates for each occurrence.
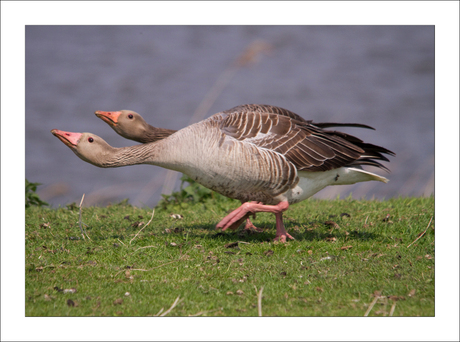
[216,201,294,242]
[242,201,264,233]
[273,211,294,243]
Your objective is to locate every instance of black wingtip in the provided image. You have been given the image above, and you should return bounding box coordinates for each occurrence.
[313,122,376,130]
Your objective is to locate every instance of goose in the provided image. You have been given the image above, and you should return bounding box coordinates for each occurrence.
[93,105,381,233]
[51,104,394,242]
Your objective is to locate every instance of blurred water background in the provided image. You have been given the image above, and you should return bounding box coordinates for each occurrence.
[25,25,434,208]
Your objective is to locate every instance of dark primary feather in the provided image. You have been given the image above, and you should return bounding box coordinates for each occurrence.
[220,104,394,173]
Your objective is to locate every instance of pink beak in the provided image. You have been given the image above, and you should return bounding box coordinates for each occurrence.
[51,129,82,148]
[95,110,122,126]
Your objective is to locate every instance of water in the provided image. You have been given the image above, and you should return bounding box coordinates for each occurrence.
[25,26,434,207]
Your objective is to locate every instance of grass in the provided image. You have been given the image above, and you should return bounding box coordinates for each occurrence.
[25,196,434,316]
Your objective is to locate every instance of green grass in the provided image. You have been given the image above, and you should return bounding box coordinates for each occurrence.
[25,196,434,316]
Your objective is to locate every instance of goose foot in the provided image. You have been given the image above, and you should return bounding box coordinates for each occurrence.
[216,201,291,242]
[216,211,252,231]
[216,201,263,232]
[243,218,264,233]
[274,233,295,243]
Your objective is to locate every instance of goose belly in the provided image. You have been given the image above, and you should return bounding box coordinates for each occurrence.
[160,130,298,204]
[182,146,291,203]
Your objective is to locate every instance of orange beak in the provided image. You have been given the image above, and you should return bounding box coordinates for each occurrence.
[51,129,82,148]
[95,111,122,126]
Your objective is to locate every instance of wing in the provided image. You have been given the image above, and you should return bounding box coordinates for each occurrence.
[219,106,394,172]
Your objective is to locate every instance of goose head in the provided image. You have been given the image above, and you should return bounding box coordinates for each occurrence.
[95,109,176,143]
[51,129,114,167]
[95,110,152,141]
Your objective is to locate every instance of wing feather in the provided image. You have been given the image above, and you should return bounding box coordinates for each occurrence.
[218,105,394,173]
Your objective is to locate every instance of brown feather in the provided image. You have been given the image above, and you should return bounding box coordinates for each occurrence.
[219,105,394,173]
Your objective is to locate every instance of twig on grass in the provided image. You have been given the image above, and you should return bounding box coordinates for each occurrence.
[257,286,264,317]
[78,194,91,240]
[226,260,235,273]
[158,296,181,316]
[188,307,223,317]
[130,209,155,245]
[149,255,186,270]
[364,296,382,317]
[112,269,125,278]
[113,268,148,278]
[113,256,185,278]
[407,216,433,248]
[389,302,397,316]
[133,245,157,253]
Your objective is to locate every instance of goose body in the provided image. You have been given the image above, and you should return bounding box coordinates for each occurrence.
[143,115,387,205]
[52,104,394,242]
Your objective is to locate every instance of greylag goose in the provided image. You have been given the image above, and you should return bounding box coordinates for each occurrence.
[94,105,380,233]
[51,104,394,242]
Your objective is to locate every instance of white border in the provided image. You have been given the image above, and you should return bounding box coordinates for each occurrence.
[2,1,459,341]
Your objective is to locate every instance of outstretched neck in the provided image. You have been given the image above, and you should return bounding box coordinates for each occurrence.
[89,143,158,168]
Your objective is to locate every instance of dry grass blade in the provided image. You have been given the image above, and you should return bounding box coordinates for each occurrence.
[114,256,185,277]
[148,255,187,271]
[188,307,223,317]
[257,286,264,317]
[159,296,181,316]
[407,216,433,248]
[133,245,157,253]
[364,296,381,317]
[78,193,91,240]
[130,209,155,244]
[226,260,235,273]
[112,268,147,278]
[389,302,397,316]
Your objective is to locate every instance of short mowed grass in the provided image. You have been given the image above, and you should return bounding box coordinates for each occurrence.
[25,196,434,316]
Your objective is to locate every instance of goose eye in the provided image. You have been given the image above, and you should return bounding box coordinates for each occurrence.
[88,137,94,143]
[128,114,134,119]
